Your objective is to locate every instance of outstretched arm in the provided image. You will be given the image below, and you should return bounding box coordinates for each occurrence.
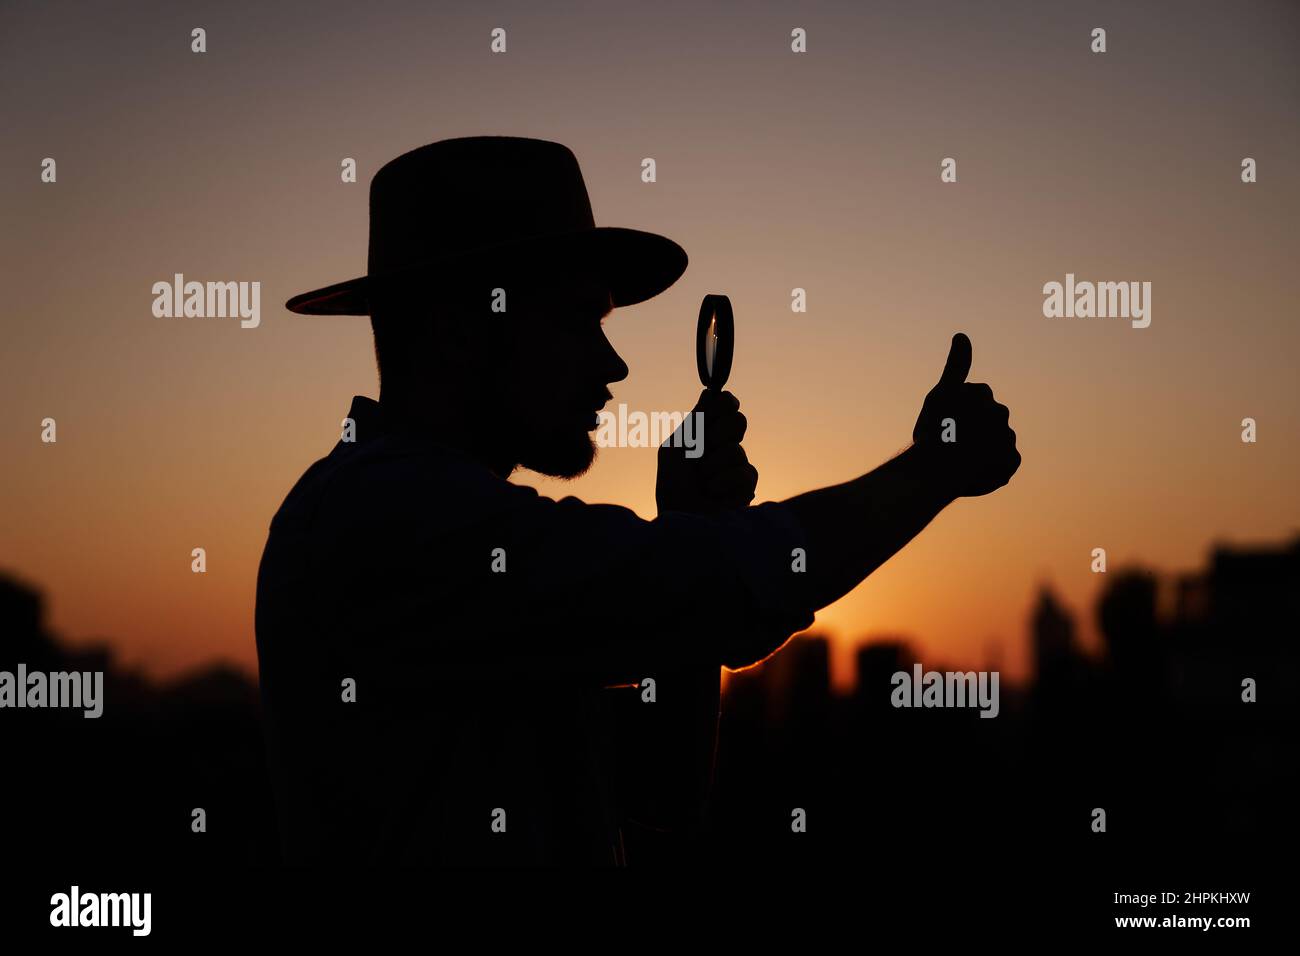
[782,332,1020,613]
[782,443,954,611]
[651,332,1020,668]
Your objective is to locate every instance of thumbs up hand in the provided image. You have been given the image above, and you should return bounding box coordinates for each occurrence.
[912,333,1021,499]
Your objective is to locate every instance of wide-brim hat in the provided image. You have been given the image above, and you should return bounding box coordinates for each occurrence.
[285,136,688,315]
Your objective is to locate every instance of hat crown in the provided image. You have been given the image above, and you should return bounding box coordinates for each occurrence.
[284,135,687,315]
[366,136,596,276]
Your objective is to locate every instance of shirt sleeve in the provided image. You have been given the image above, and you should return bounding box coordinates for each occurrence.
[472,484,818,684]
[318,441,817,687]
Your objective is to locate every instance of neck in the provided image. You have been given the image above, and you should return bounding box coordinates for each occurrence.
[377,385,517,479]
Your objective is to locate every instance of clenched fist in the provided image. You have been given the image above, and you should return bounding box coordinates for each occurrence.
[912,333,1021,498]
[656,389,758,514]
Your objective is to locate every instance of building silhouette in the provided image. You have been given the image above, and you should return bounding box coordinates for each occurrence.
[1,534,1295,867]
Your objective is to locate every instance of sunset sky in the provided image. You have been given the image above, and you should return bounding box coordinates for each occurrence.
[3,0,1298,689]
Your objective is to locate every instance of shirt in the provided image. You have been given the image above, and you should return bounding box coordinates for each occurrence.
[254,395,816,866]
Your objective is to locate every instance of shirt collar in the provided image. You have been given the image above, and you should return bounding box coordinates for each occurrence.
[344,395,388,440]
[341,395,499,472]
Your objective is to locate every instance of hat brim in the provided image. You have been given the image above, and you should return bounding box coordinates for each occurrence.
[284,227,688,315]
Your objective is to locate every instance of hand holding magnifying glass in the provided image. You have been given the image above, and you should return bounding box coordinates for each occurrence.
[656,293,755,515]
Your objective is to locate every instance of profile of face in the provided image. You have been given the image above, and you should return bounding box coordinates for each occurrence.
[493,268,629,479]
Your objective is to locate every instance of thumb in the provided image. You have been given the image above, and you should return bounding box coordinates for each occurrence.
[937,332,972,389]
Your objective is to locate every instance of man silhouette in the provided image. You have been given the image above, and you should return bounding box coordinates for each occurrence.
[255,136,1019,866]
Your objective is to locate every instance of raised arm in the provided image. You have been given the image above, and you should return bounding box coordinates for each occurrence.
[782,332,1020,611]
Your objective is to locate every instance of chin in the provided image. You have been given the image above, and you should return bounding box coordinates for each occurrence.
[519,430,597,480]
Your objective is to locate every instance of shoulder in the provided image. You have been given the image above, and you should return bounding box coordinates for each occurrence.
[317,435,546,527]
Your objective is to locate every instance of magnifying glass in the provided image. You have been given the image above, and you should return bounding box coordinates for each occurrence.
[696,294,734,392]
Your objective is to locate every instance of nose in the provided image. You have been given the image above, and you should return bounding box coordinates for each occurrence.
[599,329,629,385]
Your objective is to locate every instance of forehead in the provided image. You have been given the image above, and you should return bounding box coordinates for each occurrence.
[518,273,613,316]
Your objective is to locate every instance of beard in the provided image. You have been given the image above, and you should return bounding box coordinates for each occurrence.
[516,424,598,480]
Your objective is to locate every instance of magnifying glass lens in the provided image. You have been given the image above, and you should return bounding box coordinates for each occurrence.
[696,293,734,390]
[706,315,718,378]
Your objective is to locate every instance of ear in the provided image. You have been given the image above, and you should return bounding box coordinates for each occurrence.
[431,309,477,365]
[435,295,521,375]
